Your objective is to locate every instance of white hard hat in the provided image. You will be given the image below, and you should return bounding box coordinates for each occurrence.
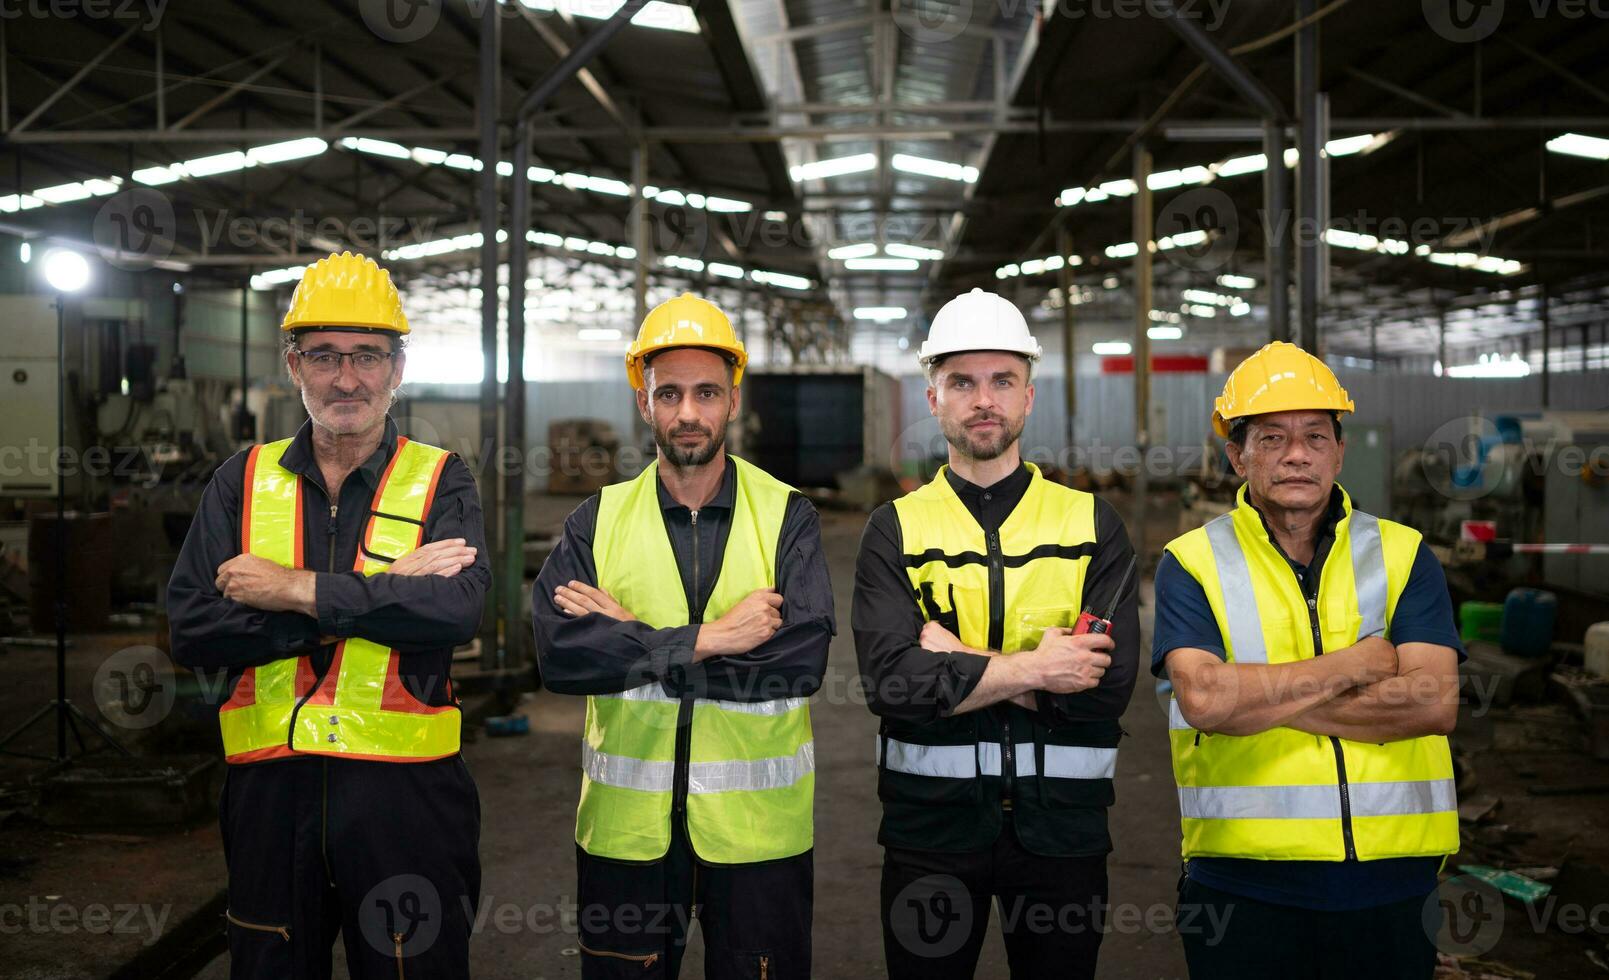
[917,287,1042,367]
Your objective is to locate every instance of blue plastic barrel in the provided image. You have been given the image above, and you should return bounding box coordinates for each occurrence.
[1500,588,1557,659]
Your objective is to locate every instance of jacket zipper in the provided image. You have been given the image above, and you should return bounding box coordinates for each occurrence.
[760,954,769,980]
[1300,567,1358,861]
[985,528,1013,803]
[578,942,661,966]
[225,911,290,941]
[672,509,701,819]
[287,495,339,752]
[392,932,406,979]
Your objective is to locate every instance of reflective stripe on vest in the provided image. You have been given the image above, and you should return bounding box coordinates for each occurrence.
[217,436,460,764]
[577,457,814,864]
[878,736,1118,780]
[582,740,816,794]
[1178,779,1457,820]
[1160,484,1459,862]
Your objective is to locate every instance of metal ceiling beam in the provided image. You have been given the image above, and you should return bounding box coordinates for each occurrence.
[169,51,291,131]
[7,20,139,134]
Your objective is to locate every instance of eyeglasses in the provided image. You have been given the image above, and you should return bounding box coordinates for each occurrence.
[294,349,395,374]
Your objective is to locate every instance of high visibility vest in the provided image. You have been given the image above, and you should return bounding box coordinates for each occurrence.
[575,456,814,864]
[217,436,462,764]
[879,464,1119,856]
[1161,484,1459,861]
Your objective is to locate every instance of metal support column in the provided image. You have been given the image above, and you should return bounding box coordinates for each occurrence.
[1263,120,1290,341]
[1057,224,1076,450]
[1132,145,1153,564]
[476,0,502,668]
[1295,0,1321,351]
[1540,282,1551,408]
[504,127,530,665]
[632,141,650,329]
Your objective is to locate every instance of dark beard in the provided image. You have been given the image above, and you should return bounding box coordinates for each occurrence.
[939,412,1024,462]
[654,421,726,469]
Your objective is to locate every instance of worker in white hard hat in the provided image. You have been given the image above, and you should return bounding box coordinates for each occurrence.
[852,287,1139,979]
[1154,342,1465,978]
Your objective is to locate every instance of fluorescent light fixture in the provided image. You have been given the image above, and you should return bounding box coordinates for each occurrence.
[890,153,978,183]
[43,249,91,292]
[1185,304,1218,318]
[704,196,752,213]
[1160,230,1208,249]
[1546,132,1609,160]
[1147,325,1183,340]
[19,242,30,263]
[1217,273,1256,289]
[828,243,878,260]
[708,262,744,279]
[1445,353,1530,378]
[181,150,249,177]
[1146,166,1211,190]
[663,255,705,272]
[512,0,699,32]
[339,137,411,160]
[1105,242,1139,259]
[750,270,811,290]
[1092,341,1131,356]
[1182,288,1237,307]
[248,137,328,165]
[1425,251,1525,275]
[1214,153,1266,177]
[853,306,906,321]
[132,166,183,185]
[790,153,877,182]
[844,257,919,271]
[884,243,944,261]
[764,210,788,222]
[577,328,623,341]
[1323,133,1381,157]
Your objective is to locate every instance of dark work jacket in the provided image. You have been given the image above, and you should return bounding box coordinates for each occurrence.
[853,464,1140,856]
[532,456,834,703]
[166,416,490,763]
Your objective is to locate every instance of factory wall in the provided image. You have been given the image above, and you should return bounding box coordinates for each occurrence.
[895,370,1609,472]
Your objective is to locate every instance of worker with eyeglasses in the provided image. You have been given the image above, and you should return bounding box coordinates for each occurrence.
[167,251,489,978]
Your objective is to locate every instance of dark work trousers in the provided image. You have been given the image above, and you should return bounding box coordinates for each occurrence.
[1177,876,1439,980]
[575,816,813,979]
[219,755,482,980]
[880,812,1108,980]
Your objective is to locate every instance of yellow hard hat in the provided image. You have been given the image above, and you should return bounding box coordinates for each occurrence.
[625,292,747,391]
[281,251,409,335]
[1213,341,1354,438]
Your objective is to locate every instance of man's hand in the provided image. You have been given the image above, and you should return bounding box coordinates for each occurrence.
[215,554,316,616]
[1346,634,1400,684]
[695,588,784,660]
[554,581,638,622]
[919,620,976,654]
[1026,627,1114,694]
[387,538,477,578]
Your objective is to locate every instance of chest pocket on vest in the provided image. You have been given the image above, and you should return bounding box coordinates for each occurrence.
[1322,598,1366,646]
[1012,605,1076,653]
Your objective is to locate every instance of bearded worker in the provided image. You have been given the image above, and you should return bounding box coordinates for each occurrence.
[533,293,834,979]
[853,288,1139,980]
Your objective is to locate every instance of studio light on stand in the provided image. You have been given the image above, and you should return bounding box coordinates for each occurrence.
[0,249,129,766]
